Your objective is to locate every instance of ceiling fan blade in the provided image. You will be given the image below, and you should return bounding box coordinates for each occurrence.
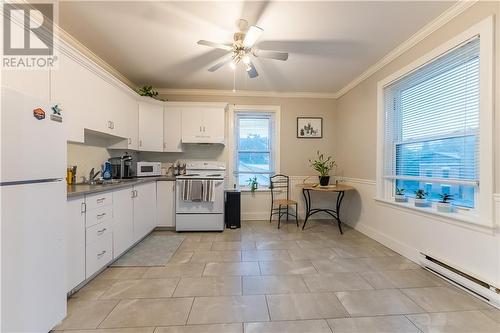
[208,54,233,72]
[243,25,263,48]
[246,61,258,78]
[254,49,289,61]
[197,40,233,51]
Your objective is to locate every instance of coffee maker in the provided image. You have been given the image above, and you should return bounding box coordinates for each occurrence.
[109,153,134,179]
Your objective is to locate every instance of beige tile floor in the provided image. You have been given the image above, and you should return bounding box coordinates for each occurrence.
[53,220,499,333]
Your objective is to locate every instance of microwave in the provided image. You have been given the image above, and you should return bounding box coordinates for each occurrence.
[136,161,162,177]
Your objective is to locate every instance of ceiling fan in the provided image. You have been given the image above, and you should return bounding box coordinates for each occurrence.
[197,19,288,78]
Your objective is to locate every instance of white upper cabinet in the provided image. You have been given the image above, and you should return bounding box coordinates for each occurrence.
[181,104,226,144]
[127,104,139,150]
[163,106,183,152]
[52,51,136,142]
[138,101,164,152]
[51,53,93,142]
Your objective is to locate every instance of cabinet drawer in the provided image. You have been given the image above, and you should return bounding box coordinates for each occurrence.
[86,205,113,228]
[86,219,112,245]
[86,191,113,211]
[86,232,112,278]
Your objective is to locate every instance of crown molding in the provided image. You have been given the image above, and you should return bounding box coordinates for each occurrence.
[13,0,475,102]
[54,26,138,92]
[333,0,478,99]
[157,88,338,99]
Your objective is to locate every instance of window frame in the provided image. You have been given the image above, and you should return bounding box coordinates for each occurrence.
[376,17,494,228]
[228,105,281,190]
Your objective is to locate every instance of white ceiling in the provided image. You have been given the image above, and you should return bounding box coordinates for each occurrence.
[59,1,454,93]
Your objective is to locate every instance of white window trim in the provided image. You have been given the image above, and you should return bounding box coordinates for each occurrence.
[376,16,494,228]
[228,104,281,190]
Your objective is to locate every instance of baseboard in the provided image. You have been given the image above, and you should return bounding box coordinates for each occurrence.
[343,220,421,264]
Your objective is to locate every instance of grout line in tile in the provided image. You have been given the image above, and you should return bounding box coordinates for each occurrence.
[184,296,196,325]
[403,314,425,333]
[95,299,121,329]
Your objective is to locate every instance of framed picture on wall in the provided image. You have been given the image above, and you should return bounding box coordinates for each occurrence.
[297,117,323,138]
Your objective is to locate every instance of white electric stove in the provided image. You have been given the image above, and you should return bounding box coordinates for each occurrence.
[175,161,226,231]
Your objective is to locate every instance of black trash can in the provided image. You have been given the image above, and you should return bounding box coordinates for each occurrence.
[224,189,241,229]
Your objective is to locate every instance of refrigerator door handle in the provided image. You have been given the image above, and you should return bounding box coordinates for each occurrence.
[0,178,62,187]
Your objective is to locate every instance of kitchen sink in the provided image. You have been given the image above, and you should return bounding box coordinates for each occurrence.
[75,179,135,186]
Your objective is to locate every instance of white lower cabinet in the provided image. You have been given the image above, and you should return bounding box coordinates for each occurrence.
[86,232,113,278]
[113,187,134,258]
[65,197,86,292]
[156,181,175,227]
[65,181,165,292]
[133,182,157,242]
[84,190,114,279]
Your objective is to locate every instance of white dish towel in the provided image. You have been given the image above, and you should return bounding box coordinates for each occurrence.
[181,180,215,202]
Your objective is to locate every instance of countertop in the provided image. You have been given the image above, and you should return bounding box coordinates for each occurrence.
[67,176,176,198]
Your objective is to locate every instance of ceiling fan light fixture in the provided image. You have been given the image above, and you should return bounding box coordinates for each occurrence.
[229,60,237,70]
[242,55,250,64]
[245,63,251,72]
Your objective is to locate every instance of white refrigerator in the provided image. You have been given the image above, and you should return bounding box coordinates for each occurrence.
[1,87,67,332]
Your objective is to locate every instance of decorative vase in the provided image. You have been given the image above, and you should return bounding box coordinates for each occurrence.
[414,198,428,207]
[319,176,330,186]
[436,202,453,213]
[395,194,407,203]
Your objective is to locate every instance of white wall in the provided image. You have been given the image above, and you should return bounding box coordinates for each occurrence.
[335,1,500,288]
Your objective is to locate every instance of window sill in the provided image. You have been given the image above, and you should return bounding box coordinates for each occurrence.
[240,188,271,193]
[373,197,495,233]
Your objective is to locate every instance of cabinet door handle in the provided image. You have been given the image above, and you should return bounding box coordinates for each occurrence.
[97,250,106,258]
[97,228,107,235]
[134,190,138,197]
[199,126,202,132]
[203,126,206,132]
[80,202,86,214]
[111,121,115,129]
[131,190,135,198]
[96,197,106,204]
[128,138,132,144]
[96,213,106,219]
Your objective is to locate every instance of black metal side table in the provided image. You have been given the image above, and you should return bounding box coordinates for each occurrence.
[298,184,354,234]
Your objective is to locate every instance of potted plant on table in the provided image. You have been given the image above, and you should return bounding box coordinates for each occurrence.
[414,189,428,207]
[394,187,407,202]
[437,193,454,213]
[309,151,336,186]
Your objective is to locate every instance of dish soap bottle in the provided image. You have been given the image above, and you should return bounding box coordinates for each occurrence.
[102,161,112,180]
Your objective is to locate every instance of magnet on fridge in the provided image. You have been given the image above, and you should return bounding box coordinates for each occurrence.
[50,104,63,122]
[33,108,45,120]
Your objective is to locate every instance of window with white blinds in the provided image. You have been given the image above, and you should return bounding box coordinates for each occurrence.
[234,112,276,187]
[383,36,480,208]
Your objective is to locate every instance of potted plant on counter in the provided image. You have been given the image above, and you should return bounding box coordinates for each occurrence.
[437,193,454,213]
[414,189,428,207]
[309,150,336,186]
[395,187,407,202]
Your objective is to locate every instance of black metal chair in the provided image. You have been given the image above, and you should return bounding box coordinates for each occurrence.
[269,174,299,229]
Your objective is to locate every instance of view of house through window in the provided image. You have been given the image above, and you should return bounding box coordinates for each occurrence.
[234,112,276,187]
[384,37,480,208]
